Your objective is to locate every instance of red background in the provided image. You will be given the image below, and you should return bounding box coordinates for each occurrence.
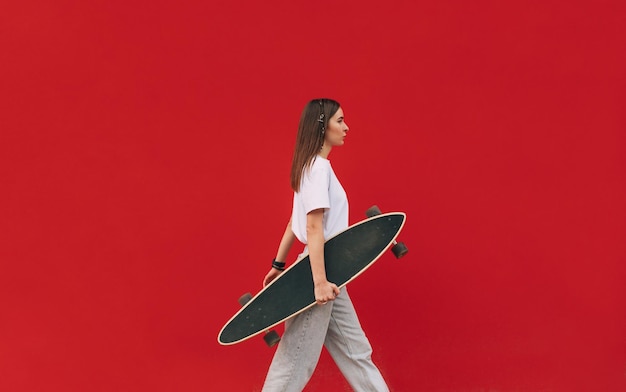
[1,1,624,391]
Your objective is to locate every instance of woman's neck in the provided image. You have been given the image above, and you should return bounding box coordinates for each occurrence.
[319,144,332,159]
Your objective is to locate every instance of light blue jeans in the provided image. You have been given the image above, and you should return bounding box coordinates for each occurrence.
[261,287,389,391]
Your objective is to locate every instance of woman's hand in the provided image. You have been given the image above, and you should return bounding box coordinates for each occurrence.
[263,268,283,287]
[314,279,340,305]
[263,219,295,288]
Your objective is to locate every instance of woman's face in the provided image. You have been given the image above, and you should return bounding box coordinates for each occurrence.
[324,107,349,147]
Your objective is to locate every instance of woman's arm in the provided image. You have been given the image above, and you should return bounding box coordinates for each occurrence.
[306,209,340,304]
[263,219,296,287]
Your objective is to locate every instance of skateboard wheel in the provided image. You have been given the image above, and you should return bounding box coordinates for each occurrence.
[238,292,253,306]
[365,205,382,217]
[264,330,281,347]
[391,242,409,259]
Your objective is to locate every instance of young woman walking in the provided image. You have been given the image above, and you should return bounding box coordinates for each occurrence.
[261,99,389,392]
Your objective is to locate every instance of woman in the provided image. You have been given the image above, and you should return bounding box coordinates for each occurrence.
[261,99,389,391]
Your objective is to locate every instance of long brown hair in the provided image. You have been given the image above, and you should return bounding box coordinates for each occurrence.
[290,98,341,192]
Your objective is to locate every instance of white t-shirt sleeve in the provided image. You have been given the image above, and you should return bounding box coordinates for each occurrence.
[291,157,348,245]
[299,160,331,214]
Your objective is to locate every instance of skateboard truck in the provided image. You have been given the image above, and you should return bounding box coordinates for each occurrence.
[238,293,281,347]
[365,205,409,258]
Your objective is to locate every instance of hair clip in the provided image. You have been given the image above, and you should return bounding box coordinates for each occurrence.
[317,100,325,132]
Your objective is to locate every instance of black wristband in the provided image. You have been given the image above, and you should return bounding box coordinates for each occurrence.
[272,258,286,271]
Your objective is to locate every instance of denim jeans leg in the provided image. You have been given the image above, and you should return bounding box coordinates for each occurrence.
[323,287,390,392]
[261,302,333,392]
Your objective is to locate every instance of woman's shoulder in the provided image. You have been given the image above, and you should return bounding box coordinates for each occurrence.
[302,156,330,184]
[311,155,331,171]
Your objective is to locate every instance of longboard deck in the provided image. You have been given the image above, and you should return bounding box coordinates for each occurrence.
[218,212,406,345]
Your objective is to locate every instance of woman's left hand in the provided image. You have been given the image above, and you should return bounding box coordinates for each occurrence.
[263,268,283,287]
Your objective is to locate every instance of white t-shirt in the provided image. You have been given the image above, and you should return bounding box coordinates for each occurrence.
[291,156,349,244]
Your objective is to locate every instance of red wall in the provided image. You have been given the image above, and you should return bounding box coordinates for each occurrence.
[1,1,624,391]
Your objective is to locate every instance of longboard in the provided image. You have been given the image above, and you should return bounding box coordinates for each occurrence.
[218,211,406,346]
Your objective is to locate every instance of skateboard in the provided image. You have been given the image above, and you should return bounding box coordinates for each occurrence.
[217,206,408,346]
